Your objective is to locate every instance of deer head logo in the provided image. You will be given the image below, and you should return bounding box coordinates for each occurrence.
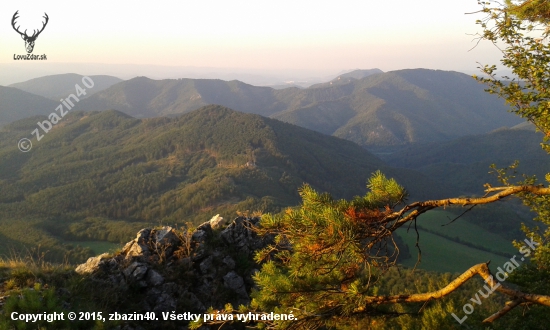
[12,11,49,54]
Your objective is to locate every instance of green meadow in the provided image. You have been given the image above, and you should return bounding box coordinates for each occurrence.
[397,210,520,273]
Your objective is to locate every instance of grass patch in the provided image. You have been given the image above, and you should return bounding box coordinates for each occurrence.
[413,210,518,255]
[396,227,511,273]
[63,240,120,255]
[396,210,523,273]
[0,253,137,329]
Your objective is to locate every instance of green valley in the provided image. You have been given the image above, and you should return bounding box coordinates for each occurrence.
[0,105,450,263]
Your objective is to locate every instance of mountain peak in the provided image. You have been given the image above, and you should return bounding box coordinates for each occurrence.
[337,68,384,80]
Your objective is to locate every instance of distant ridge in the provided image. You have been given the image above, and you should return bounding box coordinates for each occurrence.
[2,69,522,147]
[381,127,548,194]
[511,121,536,131]
[73,77,296,118]
[0,86,58,127]
[309,68,384,88]
[9,74,123,101]
[274,69,522,146]
[339,68,384,79]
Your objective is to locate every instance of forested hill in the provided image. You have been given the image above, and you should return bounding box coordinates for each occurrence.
[274,69,522,147]
[382,127,546,169]
[59,69,521,147]
[381,127,550,195]
[309,68,384,87]
[73,77,297,118]
[0,106,448,229]
[0,86,58,127]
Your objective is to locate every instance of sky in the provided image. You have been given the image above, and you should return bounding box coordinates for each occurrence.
[0,1,504,85]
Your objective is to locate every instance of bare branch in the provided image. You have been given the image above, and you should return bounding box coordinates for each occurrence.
[353,262,550,322]
[483,299,524,323]
[391,185,550,228]
[442,204,477,226]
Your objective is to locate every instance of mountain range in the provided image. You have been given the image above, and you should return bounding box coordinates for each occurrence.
[274,69,523,147]
[3,69,522,148]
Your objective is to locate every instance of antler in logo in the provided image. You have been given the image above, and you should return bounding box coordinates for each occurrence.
[12,11,49,54]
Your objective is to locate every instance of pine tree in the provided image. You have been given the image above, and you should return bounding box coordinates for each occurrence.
[251,172,407,329]
[248,171,550,328]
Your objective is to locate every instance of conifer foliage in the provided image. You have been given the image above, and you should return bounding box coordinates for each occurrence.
[251,171,407,329]
[248,170,550,328]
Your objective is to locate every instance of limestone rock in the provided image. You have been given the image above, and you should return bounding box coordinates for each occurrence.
[133,265,148,281]
[73,217,271,327]
[222,256,235,270]
[199,256,215,276]
[223,271,249,299]
[150,227,179,261]
[221,217,264,254]
[209,214,226,230]
[146,269,164,286]
[125,229,152,260]
[75,253,110,274]
[154,227,178,245]
[191,222,212,261]
[122,262,148,282]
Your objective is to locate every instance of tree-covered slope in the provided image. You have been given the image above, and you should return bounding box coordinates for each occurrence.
[308,68,384,87]
[380,128,549,194]
[0,86,59,127]
[72,77,300,118]
[277,69,522,146]
[0,105,449,261]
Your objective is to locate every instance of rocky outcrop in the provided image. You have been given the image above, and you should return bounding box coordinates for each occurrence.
[75,217,269,326]
[74,253,110,274]
[209,214,226,230]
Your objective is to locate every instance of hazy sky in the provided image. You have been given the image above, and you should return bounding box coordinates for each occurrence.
[0,1,503,83]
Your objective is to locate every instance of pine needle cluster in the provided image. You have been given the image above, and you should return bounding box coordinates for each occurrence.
[251,171,408,329]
